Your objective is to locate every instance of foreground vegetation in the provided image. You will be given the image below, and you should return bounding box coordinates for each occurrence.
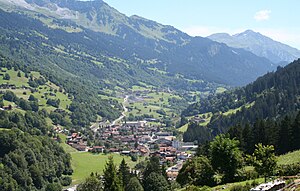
[71,152,136,185]
[0,112,72,191]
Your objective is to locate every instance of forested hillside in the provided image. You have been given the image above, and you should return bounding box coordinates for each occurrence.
[0,0,276,86]
[183,59,300,144]
[0,110,72,191]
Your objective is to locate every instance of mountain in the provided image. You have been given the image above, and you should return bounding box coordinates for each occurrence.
[182,59,300,142]
[0,0,276,86]
[208,30,300,63]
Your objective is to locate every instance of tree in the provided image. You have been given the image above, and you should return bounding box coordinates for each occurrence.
[77,173,103,191]
[251,144,277,182]
[103,156,123,191]
[45,183,62,191]
[0,98,3,108]
[144,172,170,191]
[28,95,37,101]
[126,177,144,191]
[177,156,215,187]
[118,159,131,188]
[17,71,21,77]
[3,73,10,80]
[209,134,243,183]
[143,156,161,180]
[278,116,292,154]
[291,112,300,151]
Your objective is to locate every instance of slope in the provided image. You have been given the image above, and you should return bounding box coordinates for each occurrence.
[0,0,276,86]
[208,30,300,63]
[183,59,300,137]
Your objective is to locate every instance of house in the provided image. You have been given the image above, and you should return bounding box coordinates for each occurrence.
[73,144,87,152]
[109,148,119,153]
[166,162,183,181]
[91,146,105,153]
[2,105,12,111]
[121,151,131,155]
[124,121,147,128]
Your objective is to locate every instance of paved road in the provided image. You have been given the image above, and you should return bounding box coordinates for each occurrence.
[111,95,128,126]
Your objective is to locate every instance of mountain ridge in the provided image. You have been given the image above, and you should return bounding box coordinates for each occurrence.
[208,30,300,63]
[0,0,277,86]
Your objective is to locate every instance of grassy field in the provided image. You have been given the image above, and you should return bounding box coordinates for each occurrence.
[58,134,78,153]
[277,150,300,165]
[0,128,11,131]
[178,123,189,132]
[0,68,28,87]
[210,178,264,191]
[0,68,72,112]
[178,112,212,132]
[70,152,137,185]
[216,87,227,94]
[223,102,255,116]
[124,87,184,122]
[58,133,138,185]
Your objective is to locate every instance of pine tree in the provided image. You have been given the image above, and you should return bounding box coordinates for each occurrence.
[143,156,161,180]
[242,123,253,154]
[77,173,103,191]
[291,112,300,151]
[126,177,144,191]
[144,172,170,191]
[161,163,168,181]
[118,159,131,189]
[103,156,123,191]
[278,116,292,154]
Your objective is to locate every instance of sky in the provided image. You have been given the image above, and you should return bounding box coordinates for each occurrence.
[104,0,300,49]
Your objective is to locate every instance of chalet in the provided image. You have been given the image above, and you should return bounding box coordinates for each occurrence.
[177,152,191,161]
[144,118,158,122]
[2,105,12,111]
[139,135,151,143]
[121,151,131,155]
[154,138,172,146]
[139,148,149,156]
[109,148,119,153]
[155,132,175,141]
[91,146,105,153]
[73,144,87,152]
[166,162,183,181]
[124,121,147,128]
[167,171,179,181]
[190,115,206,123]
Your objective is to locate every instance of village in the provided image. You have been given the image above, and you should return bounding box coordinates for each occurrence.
[57,119,198,181]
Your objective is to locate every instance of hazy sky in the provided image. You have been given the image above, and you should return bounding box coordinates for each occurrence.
[104,0,300,49]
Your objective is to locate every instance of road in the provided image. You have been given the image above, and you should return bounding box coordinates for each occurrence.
[90,96,128,132]
[111,95,128,126]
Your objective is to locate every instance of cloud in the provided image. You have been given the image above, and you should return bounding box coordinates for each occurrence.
[254,10,271,21]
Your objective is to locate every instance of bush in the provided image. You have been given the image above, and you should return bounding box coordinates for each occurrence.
[3,73,10,80]
[60,176,72,186]
[230,183,252,191]
[278,163,300,176]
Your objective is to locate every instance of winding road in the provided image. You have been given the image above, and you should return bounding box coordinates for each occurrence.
[111,95,128,126]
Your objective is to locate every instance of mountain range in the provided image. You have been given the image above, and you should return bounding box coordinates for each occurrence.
[0,0,280,87]
[208,30,300,64]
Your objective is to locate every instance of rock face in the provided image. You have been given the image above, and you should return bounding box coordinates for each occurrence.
[208,30,300,63]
